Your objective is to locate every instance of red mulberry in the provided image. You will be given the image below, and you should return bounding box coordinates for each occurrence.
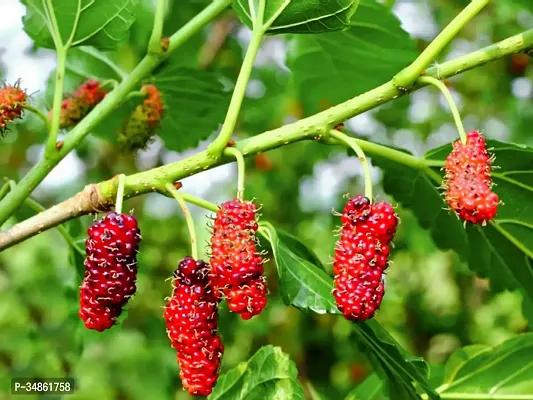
[209,198,267,320]
[118,84,164,152]
[333,196,398,322]
[0,81,27,135]
[56,80,108,129]
[164,257,223,397]
[443,130,499,224]
[79,212,141,331]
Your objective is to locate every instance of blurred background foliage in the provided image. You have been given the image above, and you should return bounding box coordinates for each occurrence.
[0,0,532,399]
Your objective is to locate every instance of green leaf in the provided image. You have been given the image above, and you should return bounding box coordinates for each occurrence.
[22,0,138,50]
[371,139,533,313]
[442,344,490,383]
[232,0,359,34]
[208,345,304,400]
[355,321,438,400]
[437,334,533,398]
[276,229,327,271]
[287,0,418,114]
[345,374,385,400]
[65,47,125,80]
[153,65,230,152]
[258,221,338,314]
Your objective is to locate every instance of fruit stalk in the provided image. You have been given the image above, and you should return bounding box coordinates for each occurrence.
[166,183,199,260]
[115,174,126,214]
[330,130,373,201]
[224,147,246,200]
[418,76,466,144]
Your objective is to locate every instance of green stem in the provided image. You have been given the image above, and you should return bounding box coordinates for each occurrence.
[0,0,232,226]
[330,130,373,201]
[181,193,219,213]
[100,79,119,90]
[224,147,246,200]
[262,0,290,30]
[7,181,84,256]
[165,183,199,260]
[0,181,10,202]
[125,91,147,101]
[393,0,489,89]
[148,0,167,54]
[353,138,426,169]
[46,48,67,155]
[115,174,126,214]
[207,24,265,157]
[418,76,466,143]
[25,105,50,131]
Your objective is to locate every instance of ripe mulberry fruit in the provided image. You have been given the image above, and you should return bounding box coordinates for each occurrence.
[56,80,108,129]
[0,81,28,135]
[118,84,164,152]
[209,198,268,320]
[164,257,223,397]
[79,212,142,331]
[333,195,398,322]
[443,130,499,224]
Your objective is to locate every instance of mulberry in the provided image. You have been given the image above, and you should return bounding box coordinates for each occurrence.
[443,130,499,224]
[333,196,398,322]
[118,84,164,152]
[57,80,108,129]
[164,257,223,397]
[79,212,142,331]
[209,199,267,320]
[0,81,28,135]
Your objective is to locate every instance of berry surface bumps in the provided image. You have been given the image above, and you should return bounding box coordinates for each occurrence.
[210,198,267,320]
[57,80,108,129]
[79,212,142,331]
[164,257,223,397]
[443,130,499,224]
[333,196,399,322]
[118,84,164,151]
[0,82,27,135]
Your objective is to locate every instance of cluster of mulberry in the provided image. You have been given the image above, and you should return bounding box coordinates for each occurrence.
[164,257,224,396]
[57,80,108,129]
[118,84,164,152]
[443,130,499,224]
[209,199,268,320]
[333,196,399,322]
[0,82,27,135]
[79,212,142,331]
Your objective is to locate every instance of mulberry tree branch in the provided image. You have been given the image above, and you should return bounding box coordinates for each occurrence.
[1,28,533,251]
